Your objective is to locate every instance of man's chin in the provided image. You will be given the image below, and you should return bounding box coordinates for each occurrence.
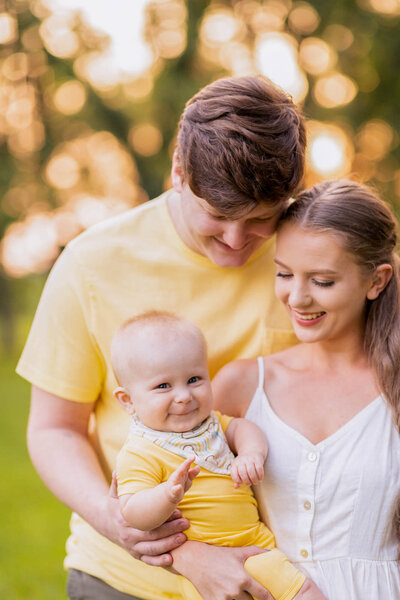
[211,250,252,268]
[208,240,255,267]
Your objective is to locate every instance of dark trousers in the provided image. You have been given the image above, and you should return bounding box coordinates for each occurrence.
[67,569,145,600]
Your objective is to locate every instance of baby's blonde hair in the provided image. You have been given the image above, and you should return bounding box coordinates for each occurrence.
[111,311,207,386]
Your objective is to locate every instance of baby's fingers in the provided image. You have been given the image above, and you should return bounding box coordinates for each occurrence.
[169,483,184,503]
[188,465,200,482]
[170,456,196,485]
[230,462,244,487]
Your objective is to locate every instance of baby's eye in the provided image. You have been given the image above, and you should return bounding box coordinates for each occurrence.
[188,376,200,384]
[276,272,292,279]
[156,382,170,389]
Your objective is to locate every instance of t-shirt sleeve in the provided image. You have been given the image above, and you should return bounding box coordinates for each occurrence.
[116,437,164,496]
[213,410,234,432]
[16,244,105,402]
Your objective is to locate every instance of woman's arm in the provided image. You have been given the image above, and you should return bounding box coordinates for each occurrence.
[212,358,259,417]
[27,386,189,566]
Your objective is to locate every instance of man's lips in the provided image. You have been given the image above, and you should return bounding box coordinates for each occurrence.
[213,238,250,252]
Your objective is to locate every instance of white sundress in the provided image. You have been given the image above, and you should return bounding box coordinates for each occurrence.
[246,357,400,600]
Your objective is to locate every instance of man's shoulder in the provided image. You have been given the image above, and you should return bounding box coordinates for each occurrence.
[70,191,170,249]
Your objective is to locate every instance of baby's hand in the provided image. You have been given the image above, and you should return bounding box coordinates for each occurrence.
[231,453,265,488]
[166,456,200,504]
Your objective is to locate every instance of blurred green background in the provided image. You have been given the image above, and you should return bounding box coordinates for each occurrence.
[1,0,400,597]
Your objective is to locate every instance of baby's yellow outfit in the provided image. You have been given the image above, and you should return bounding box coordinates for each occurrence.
[117,411,305,600]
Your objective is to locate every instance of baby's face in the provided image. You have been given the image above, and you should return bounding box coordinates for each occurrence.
[123,328,213,433]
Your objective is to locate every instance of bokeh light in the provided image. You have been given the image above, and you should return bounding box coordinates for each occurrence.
[255,32,308,102]
[360,0,400,16]
[307,121,353,179]
[356,119,395,161]
[129,123,163,157]
[313,72,358,108]
[0,12,18,45]
[299,37,336,75]
[288,2,320,35]
[39,14,81,58]
[200,9,243,44]
[53,80,87,114]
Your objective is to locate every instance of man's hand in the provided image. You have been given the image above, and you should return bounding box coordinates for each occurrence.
[103,472,189,566]
[172,542,275,600]
[294,578,327,600]
[231,452,265,488]
[166,457,200,504]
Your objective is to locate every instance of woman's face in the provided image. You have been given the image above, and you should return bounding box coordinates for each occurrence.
[274,223,375,347]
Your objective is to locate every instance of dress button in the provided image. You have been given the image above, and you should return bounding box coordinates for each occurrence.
[300,549,309,558]
[303,500,311,510]
[307,451,317,462]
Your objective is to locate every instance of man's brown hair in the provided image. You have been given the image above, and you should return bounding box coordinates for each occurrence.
[176,75,306,216]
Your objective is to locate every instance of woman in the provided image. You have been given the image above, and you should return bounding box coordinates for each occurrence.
[209,180,400,599]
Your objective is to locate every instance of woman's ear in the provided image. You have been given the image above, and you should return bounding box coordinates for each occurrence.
[113,386,135,414]
[367,264,393,300]
[171,151,183,192]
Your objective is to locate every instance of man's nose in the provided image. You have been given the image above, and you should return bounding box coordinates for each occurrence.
[221,222,247,249]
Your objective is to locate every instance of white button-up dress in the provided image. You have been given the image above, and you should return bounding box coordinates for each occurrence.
[246,357,400,599]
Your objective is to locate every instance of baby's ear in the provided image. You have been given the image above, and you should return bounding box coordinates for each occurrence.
[114,387,135,414]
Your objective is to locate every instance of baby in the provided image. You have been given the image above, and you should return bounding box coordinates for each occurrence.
[112,312,324,600]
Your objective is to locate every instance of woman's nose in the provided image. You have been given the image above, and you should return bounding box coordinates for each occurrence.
[288,282,311,308]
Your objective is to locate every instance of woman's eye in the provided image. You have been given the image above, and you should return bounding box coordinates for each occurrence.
[276,272,292,279]
[188,376,200,384]
[156,383,170,389]
[313,279,334,287]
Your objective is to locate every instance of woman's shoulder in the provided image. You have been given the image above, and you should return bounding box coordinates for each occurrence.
[212,357,259,417]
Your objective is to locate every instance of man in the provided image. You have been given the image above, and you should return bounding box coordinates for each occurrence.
[17,76,306,600]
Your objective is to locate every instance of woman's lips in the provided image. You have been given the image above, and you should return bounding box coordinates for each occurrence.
[292,310,326,326]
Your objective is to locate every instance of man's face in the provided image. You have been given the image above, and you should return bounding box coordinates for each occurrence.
[170,158,284,268]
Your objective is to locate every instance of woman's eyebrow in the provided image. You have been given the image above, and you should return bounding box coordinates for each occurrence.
[274,257,338,275]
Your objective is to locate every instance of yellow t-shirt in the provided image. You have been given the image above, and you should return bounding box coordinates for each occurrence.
[17,190,298,599]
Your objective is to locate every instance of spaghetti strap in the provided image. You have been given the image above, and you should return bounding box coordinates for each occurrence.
[257,356,265,390]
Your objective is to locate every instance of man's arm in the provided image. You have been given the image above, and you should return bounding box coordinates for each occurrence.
[27,386,189,565]
[119,457,199,530]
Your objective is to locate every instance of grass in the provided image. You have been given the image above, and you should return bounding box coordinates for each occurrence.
[0,348,70,598]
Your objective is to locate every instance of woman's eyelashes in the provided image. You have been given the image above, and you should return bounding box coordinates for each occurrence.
[276,272,335,287]
[312,279,334,288]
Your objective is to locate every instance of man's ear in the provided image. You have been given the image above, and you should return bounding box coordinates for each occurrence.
[171,151,183,192]
[113,387,135,414]
[367,263,393,300]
